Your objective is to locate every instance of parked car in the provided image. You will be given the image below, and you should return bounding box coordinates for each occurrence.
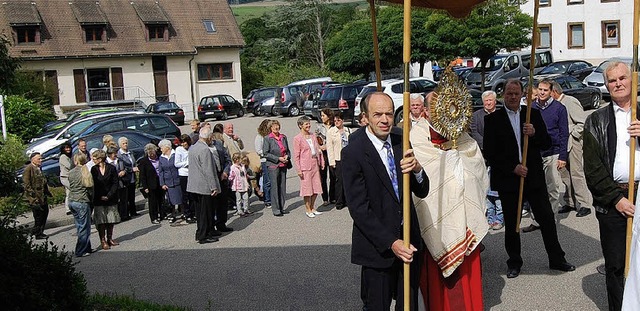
[524,74,602,110]
[42,107,122,133]
[315,82,368,122]
[272,77,333,117]
[583,57,640,101]
[87,99,146,110]
[75,114,182,142]
[26,110,143,156]
[244,87,278,116]
[255,97,276,116]
[465,49,553,95]
[17,131,158,187]
[145,101,185,125]
[197,94,245,121]
[353,77,438,125]
[536,60,594,81]
[303,83,341,120]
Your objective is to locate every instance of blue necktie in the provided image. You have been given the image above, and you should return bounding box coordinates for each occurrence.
[383,141,399,200]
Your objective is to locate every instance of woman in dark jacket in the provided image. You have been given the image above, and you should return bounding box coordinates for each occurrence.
[139,143,164,224]
[262,119,292,217]
[158,139,182,223]
[91,149,120,250]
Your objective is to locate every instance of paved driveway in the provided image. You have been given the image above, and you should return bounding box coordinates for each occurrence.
[41,115,607,310]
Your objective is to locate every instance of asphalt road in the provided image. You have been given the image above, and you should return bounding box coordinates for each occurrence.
[42,114,608,310]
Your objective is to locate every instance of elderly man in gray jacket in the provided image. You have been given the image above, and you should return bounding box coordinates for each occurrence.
[187,126,222,244]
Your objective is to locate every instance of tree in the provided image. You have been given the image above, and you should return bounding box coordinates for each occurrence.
[459,0,532,90]
[326,18,376,77]
[4,95,56,142]
[0,36,20,93]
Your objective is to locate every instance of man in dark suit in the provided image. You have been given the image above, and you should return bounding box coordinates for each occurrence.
[342,92,429,310]
[484,79,575,278]
[209,134,233,232]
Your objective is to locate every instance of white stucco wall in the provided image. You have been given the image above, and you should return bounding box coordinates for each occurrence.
[192,48,243,103]
[520,1,631,65]
[21,57,156,108]
[20,48,243,120]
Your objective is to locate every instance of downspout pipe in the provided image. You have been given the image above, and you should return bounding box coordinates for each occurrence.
[188,51,197,121]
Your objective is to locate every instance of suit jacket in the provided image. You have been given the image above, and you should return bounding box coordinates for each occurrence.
[223,133,244,157]
[187,140,221,195]
[117,149,137,185]
[326,126,351,166]
[470,108,490,150]
[263,133,292,168]
[91,164,119,206]
[159,153,181,188]
[211,140,231,176]
[342,127,429,268]
[293,133,323,172]
[483,106,551,193]
[138,157,160,191]
[558,94,587,149]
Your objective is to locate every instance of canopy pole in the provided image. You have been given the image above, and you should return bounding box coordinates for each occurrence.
[515,0,540,233]
[626,0,640,278]
[402,0,412,309]
[369,0,382,91]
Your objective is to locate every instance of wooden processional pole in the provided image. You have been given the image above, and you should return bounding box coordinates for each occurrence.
[402,0,412,309]
[515,0,540,233]
[625,0,639,278]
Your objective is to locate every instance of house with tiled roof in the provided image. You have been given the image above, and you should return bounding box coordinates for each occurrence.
[0,0,244,117]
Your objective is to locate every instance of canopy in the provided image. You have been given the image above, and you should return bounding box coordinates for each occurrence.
[383,0,487,18]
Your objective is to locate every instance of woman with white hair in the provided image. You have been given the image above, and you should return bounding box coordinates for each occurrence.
[138,143,164,224]
[117,136,139,218]
[158,139,182,223]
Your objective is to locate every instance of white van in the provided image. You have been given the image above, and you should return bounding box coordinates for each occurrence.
[465,49,553,95]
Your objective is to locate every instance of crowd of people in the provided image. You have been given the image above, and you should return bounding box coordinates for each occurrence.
[20,62,640,310]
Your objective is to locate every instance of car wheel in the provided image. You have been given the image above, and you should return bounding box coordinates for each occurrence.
[218,111,228,120]
[591,94,601,109]
[237,109,245,118]
[394,108,403,125]
[253,107,263,117]
[289,105,300,117]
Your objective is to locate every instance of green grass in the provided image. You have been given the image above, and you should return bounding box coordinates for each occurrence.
[89,293,192,311]
[231,6,277,25]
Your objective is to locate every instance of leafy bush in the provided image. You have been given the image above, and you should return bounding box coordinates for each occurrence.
[0,134,27,196]
[0,225,88,310]
[4,95,56,142]
[49,186,66,206]
[10,71,59,108]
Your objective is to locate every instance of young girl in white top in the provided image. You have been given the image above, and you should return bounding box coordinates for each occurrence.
[229,153,251,216]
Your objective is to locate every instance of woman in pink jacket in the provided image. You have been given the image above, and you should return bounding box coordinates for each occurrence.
[293,116,325,218]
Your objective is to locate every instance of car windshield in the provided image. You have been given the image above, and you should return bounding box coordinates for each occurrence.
[476,55,508,71]
[540,63,569,75]
[320,88,342,100]
[594,61,615,73]
[156,102,177,110]
[358,86,383,98]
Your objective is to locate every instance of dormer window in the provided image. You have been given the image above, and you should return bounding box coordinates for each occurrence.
[147,24,168,41]
[15,26,40,44]
[83,25,106,43]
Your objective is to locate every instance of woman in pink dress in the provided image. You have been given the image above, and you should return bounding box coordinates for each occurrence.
[293,116,325,218]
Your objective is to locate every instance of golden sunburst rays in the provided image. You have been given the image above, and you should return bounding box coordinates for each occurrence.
[429,66,473,149]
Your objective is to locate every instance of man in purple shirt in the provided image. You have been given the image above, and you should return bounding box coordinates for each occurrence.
[532,78,569,225]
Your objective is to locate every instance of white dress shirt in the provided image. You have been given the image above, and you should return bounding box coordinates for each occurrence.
[612,103,640,183]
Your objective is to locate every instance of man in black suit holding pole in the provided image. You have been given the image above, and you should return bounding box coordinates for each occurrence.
[342,92,429,310]
[483,79,574,279]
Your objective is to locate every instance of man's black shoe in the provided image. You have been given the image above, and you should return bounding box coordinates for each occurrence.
[550,262,576,272]
[218,227,233,232]
[274,213,284,217]
[198,238,218,244]
[35,234,49,240]
[281,210,290,214]
[576,207,592,217]
[521,224,540,233]
[210,230,222,237]
[558,205,574,214]
[507,267,520,278]
[336,205,345,210]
